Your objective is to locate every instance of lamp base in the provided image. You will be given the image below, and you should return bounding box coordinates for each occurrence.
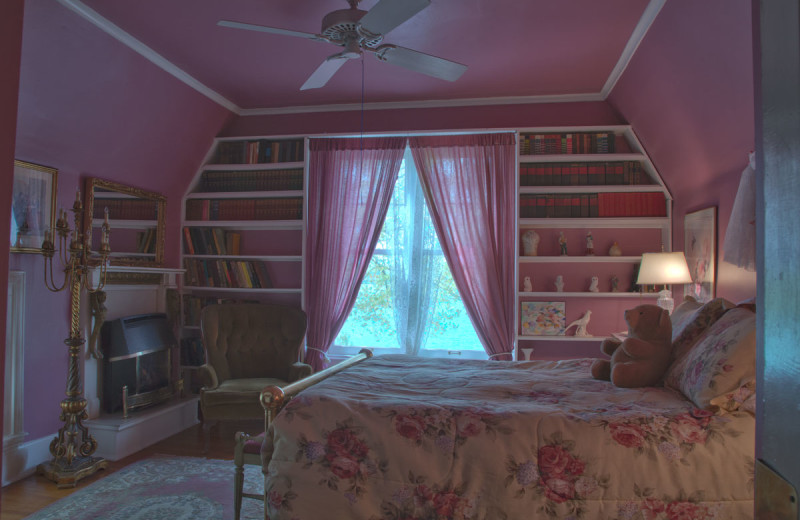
[656,289,675,314]
[37,455,108,489]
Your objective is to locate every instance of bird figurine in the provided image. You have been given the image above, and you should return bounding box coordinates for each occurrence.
[523,276,533,292]
[554,275,565,292]
[565,310,593,337]
[588,276,600,292]
[608,242,623,256]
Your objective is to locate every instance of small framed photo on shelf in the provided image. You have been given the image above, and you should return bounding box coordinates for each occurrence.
[521,301,566,336]
[10,160,58,254]
[684,206,717,303]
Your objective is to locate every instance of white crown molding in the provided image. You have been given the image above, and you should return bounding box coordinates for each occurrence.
[238,92,605,116]
[601,0,667,98]
[57,0,663,117]
[56,0,241,114]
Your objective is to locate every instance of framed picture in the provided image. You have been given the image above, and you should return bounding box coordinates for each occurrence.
[520,301,566,336]
[684,207,717,303]
[10,160,58,253]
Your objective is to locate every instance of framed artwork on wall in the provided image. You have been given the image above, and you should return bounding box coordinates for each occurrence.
[684,206,717,303]
[10,160,59,254]
[520,301,566,336]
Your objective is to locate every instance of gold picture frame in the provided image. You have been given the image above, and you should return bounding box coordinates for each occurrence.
[10,160,58,253]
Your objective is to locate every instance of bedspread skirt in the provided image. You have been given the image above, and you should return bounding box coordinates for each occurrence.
[262,355,755,520]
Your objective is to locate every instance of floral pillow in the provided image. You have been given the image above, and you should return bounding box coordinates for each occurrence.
[669,297,735,363]
[665,307,756,411]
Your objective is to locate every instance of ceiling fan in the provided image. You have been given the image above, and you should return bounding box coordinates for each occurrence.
[218,0,468,90]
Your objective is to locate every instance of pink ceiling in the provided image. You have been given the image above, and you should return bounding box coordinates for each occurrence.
[78,0,650,110]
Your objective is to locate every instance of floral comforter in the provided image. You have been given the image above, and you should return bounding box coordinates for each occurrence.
[262,355,754,520]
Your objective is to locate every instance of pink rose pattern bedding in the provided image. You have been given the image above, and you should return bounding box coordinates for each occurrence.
[262,355,754,520]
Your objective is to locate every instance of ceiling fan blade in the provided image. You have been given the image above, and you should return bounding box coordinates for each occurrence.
[374,45,467,82]
[358,0,430,36]
[301,56,349,90]
[218,20,323,42]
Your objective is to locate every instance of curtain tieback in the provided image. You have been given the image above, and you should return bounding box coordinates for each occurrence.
[306,347,330,363]
[488,352,512,360]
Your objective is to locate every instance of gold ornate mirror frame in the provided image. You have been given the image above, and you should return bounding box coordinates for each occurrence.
[83,178,166,267]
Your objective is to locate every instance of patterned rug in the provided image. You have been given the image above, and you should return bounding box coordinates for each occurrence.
[24,456,264,520]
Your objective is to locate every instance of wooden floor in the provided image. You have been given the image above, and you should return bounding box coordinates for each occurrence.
[0,419,263,520]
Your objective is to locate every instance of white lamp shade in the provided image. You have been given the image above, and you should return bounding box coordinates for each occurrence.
[637,252,693,285]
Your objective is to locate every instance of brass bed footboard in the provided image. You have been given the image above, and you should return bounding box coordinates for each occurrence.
[259,348,373,433]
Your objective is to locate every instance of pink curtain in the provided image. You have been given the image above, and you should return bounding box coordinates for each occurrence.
[303,137,406,371]
[409,134,516,360]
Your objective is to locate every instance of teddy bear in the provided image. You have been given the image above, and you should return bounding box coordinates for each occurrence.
[590,304,672,388]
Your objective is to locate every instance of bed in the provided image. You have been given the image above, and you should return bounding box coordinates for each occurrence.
[259,298,756,520]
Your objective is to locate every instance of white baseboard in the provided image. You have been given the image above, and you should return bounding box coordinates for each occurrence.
[2,434,52,487]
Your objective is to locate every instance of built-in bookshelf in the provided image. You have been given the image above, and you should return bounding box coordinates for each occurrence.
[180,136,307,368]
[515,126,671,359]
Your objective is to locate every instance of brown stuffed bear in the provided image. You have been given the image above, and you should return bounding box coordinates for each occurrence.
[590,304,672,388]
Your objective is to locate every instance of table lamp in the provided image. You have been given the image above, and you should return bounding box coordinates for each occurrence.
[636,251,692,314]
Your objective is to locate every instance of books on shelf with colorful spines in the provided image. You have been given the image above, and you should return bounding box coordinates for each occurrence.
[183,258,274,289]
[185,197,303,221]
[519,161,649,186]
[519,192,666,218]
[197,168,304,192]
[136,228,157,254]
[183,227,242,256]
[93,198,159,220]
[210,138,304,165]
[519,131,617,156]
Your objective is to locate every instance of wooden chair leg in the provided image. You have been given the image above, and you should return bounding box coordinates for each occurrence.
[233,463,244,520]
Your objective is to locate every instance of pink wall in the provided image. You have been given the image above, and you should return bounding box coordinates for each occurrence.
[221,101,624,137]
[1,0,26,475]
[12,1,233,440]
[608,0,756,303]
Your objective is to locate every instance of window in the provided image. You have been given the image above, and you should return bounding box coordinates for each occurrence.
[333,147,486,359]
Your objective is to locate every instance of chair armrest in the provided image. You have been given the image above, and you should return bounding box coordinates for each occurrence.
[198,363,219,390]
[287,362,313,382]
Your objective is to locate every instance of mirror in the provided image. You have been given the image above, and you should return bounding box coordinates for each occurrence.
[83,178,166,267]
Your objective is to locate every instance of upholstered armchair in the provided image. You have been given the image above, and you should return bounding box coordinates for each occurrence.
[198,303,312,444]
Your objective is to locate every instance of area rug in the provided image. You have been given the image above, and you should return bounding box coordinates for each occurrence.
[24,456,264,520]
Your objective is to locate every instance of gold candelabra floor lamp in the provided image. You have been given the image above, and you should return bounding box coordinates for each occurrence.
[36,191,111,488]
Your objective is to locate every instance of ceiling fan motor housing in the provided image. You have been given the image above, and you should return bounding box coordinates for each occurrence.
[321,8,383,48]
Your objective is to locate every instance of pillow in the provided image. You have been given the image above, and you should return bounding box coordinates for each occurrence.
[669,297,736,362]
[665,307,756,411]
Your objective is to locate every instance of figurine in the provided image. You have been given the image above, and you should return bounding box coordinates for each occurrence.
[585,231,595,256]
[588,276,600,292]
[611,275,620,292]
[523,276,533,292]
[89,291,107,360]
[558,232,568,256]
[555,275,565,292]
[565,310,593,337]
[608,241,622,256]
[522,230,540,256]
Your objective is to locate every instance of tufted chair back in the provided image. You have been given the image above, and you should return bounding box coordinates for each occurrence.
[197,303,312,447]
[201,303,307,383]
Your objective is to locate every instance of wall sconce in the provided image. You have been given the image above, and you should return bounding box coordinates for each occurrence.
[637,251,692,314]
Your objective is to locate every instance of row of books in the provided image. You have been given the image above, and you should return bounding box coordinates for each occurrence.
[519,192,667,218]
[520,161,650,186]
[197,169,303,193]
[92,198,158,220]
[183,227,241,255]
[185,198,303,221]
[519,132,617,156]
[180,337,205,366]
[183,258,273,289]
[210,139,304,165]
[136,228,157,254]
[182,295,258,327]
